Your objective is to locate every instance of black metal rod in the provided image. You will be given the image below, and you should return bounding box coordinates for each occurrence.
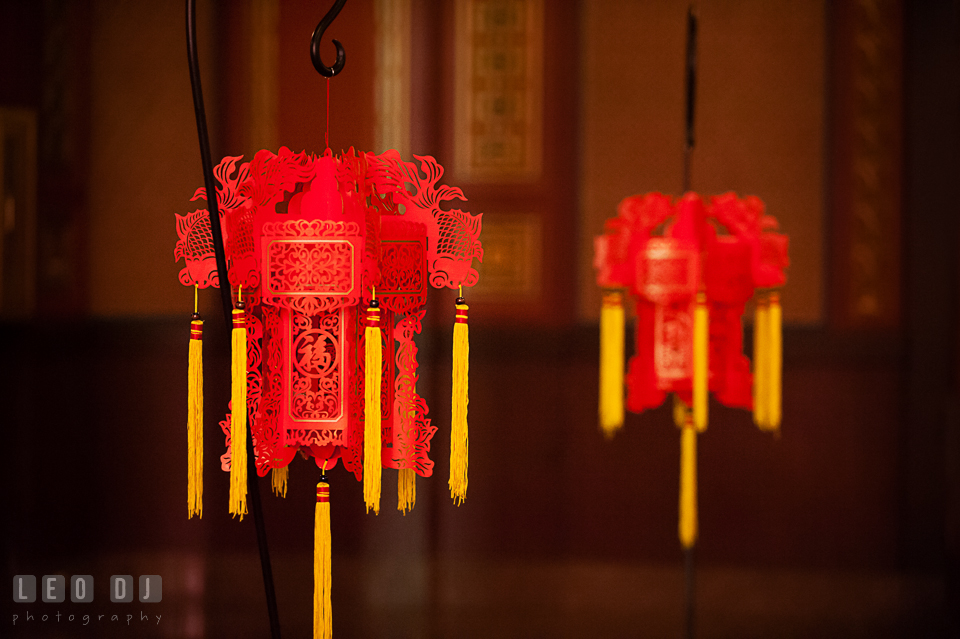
[682,6,698,193]
[185,0,231,323]
[186,2,282,638]
[682,8,698,639]
[684,545,696,639]
[245,432,281,639]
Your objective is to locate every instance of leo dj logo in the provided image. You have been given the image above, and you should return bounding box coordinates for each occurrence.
[12,575,162,603]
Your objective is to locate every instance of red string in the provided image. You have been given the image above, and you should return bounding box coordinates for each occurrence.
[325,77,330,150]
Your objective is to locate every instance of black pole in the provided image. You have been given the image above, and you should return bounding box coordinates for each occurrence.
[185,2,282,638]
[245,422,282,639]
[185,0,231,323]
[683,544,696,639]
[682,6,698,195]
[682,7,698,639]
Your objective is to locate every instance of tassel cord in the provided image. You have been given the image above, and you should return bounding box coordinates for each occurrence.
[314,474,332,639]
[673,394,688,429]
[599,290,626,436]
[398,468,416,514]
[692,292,708,432]
[768,291,782,430]
[679,421,698,549]
[272,466,289,498]
[229,303,249,519]
[363,300,383,514]
[187,312,204,518]
[450,298,470,505]
[753,295,769,429]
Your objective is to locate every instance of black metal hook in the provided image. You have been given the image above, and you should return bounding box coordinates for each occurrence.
[311,0,347,77]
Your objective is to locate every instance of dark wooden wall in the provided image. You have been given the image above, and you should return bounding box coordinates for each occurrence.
[2,1,959,637]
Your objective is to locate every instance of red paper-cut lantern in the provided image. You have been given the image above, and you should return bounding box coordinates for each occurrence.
[175,146,482,516]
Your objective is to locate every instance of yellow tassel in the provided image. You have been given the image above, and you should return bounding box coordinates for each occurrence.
[272,466,288,498]
[363,302,382,515]
[673,394,688,429]
[398,468,416,514]
[450,299,470,505]
[314,479,332,639]
[692,292,709,432]
[187,304,204,519]
[768,291,782,431]
[679,420,698,549]
[229,298,248,520]
[599,289,626,437]
[753,293,769,429]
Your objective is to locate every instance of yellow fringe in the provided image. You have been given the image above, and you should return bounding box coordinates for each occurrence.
[599,290,625,437]
[363,307,382,515]
[187,318,203,519]
[398,468,416,514]
[692,293,709,432]
[229,308,248,520]
[314,481,332,639]
[450,303,470,505]
[679,421,698,549]
[272,466,288,498]
[768,291,782,431]
[673,394,688,429]
[753,294,769,429]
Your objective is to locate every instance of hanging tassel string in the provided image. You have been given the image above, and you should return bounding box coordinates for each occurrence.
[187,286,204,519]
[599,289,626,437]
[692,292,709,432]
[229,287,249,520]
[272,466,289,498]
[450,290,470,505]
[673,394,689,429]
[753,292,769,429]
[679,418,698,549]
[398,468,416,515]
[767,291,782,432]
[314,466,332,639]
[363,291,383,515]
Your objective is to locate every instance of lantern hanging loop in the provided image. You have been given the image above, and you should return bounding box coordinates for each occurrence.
[311,0,347,77]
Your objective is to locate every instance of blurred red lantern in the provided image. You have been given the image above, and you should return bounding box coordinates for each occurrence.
[594,191,788,547]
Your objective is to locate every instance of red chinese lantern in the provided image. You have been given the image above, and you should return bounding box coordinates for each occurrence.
[594,191,788,546]
[175,146,482,636]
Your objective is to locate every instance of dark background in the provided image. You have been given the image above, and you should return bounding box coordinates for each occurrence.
[2,0,959,637]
